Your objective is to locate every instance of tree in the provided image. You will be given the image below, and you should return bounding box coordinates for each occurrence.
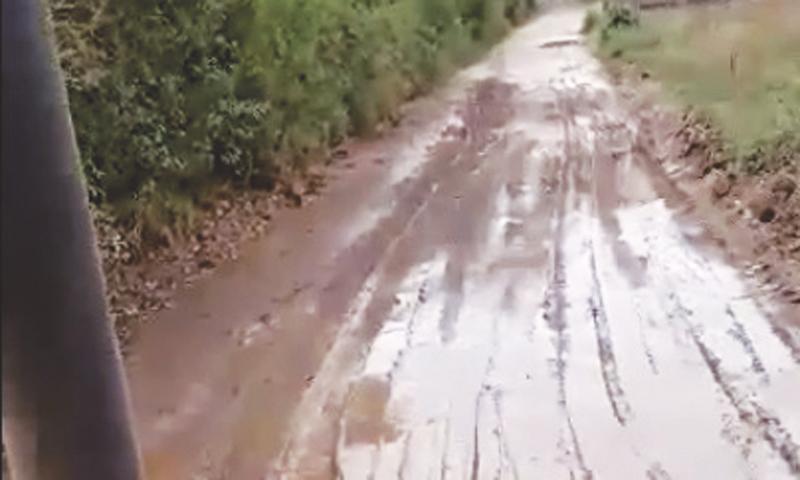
[1,0,142,478]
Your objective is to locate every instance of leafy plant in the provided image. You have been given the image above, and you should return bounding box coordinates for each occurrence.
[51,0,537,243]
[599,3,638,44]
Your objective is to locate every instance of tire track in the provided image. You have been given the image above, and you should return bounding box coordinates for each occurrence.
[542,242,593,479]
[588,247,633,426]
[276,186,438,478]
[725,306,769,383]
[645,462,673,480]
[470,391,482,480]
[439,261,465,345]
[490,390,520,480]
[438,414,452,480]
[470,296,504,480]
[397,432,413,480]
[541,243,593,480]
[688,322,800,475]
[544,80,595,480]
[470,360,497,480]
[636,308,660,376]
[766,322,800,366]
[386,282,430,384]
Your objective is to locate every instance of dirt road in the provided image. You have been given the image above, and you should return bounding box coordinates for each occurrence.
[128,6,800,479]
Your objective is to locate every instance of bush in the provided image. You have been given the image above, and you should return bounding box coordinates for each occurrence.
[51,0,537,242]
[582,9,600,34]
[599,3,638,43]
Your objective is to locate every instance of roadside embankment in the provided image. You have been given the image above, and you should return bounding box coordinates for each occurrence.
[588,0,800,301]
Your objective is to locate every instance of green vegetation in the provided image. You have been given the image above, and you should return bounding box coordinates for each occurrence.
[51,0,536,242]
[589,1,800,172]
[581,8,599,34]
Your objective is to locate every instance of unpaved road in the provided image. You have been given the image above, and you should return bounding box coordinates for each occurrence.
[128,6,800,480]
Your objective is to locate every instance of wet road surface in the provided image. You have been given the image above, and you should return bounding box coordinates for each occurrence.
[128,6,800,480]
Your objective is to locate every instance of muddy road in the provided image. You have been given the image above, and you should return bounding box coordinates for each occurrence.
[127,6,800,480]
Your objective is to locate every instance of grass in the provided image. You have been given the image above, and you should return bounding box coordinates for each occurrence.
[592,0,800,171]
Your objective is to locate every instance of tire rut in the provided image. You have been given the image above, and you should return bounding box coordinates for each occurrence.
[726,308,769,383]
[545,80,595,480]
[588,247,633,426]
[691,328,800,475]
[660,282,800,476]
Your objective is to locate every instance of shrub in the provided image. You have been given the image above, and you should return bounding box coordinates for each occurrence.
[51,0,537,242]
[582,9,600,34]
[599,3,638,44]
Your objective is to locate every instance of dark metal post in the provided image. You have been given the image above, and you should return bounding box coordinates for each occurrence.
[1,0,142,478]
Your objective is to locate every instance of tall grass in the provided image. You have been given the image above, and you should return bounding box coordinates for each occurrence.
[51,0,536,242]
[594,0,800,171]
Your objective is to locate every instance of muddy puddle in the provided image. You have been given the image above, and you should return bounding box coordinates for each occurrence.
[128,6,800,479]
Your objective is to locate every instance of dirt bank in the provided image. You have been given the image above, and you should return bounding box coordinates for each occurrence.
[605,61,800,310]
[675,111,799,289]
[590,0,800,309]
[96,161,333,350]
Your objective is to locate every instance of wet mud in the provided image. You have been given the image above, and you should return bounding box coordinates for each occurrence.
[127,6,800,479]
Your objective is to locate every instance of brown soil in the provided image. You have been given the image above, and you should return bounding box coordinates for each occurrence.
[674,113,800,267]
[96,170,328,352]
[126,7,800,479]
[678,117,800,302]
[608,62,800,307]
